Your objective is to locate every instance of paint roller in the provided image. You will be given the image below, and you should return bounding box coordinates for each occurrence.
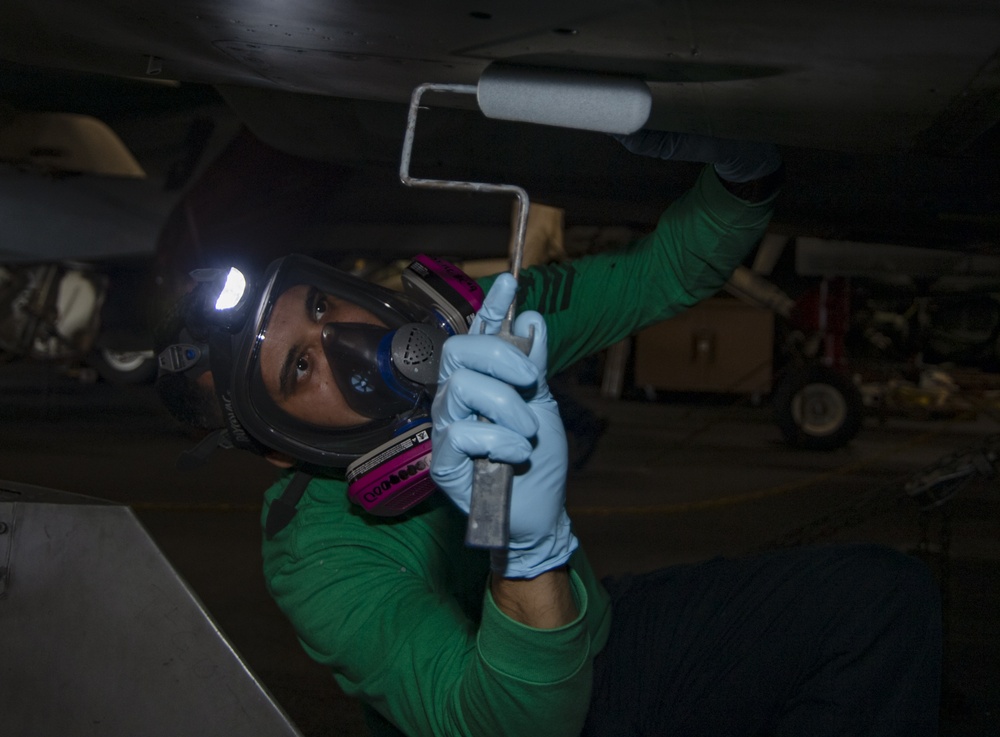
[400,63,651,549]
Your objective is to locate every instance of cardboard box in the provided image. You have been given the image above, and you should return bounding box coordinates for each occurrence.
[633,298,773,394]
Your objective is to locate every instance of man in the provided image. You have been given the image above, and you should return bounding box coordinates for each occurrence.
[156,130,941,736]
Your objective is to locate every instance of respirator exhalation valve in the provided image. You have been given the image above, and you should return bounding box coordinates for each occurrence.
[391,323,445,386]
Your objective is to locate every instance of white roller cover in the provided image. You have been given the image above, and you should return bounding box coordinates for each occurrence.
[477,63,651,135]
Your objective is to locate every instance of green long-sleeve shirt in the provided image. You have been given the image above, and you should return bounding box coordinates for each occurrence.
[261,166,777,737]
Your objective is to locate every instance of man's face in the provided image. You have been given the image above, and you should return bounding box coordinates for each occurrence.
[259,284,385,428]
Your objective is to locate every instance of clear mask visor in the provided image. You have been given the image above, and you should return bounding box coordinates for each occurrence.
[238,255,434,435]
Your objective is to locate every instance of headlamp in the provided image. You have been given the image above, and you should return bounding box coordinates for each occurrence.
[190,266,254,333]
[214,267,247,310]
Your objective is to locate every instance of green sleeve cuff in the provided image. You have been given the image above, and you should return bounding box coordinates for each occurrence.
[477,568,592,683]
[697,164,780,218]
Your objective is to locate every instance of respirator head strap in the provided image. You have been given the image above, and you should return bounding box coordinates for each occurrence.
[264,469,314,540]
[157,340,209,376]
[209,327,271,458]
[175,428,230,470]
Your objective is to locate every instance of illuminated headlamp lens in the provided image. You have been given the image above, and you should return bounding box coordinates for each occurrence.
[215,267,247,310]
[191,266,254,333]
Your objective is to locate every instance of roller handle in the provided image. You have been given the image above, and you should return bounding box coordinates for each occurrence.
[466,456,514,548]
[465,323,533,549]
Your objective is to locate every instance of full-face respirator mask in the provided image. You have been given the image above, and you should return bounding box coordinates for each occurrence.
[158,253,483,516]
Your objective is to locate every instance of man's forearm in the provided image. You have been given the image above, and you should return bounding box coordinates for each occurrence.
[491,566,578,629]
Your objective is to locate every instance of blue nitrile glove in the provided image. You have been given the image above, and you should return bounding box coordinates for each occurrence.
[431,274,578,579]
[612,129,782,183]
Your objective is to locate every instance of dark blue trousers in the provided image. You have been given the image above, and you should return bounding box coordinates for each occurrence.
[583,544,942,737]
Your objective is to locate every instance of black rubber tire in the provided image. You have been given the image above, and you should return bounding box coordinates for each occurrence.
[773,364,863,450]
[88,346,158,385]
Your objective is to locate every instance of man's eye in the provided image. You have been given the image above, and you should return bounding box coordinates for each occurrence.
[295,355,310,380]
[312,296,328,321]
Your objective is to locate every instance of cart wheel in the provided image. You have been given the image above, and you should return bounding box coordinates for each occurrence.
[774,365,863,450]
[89,346,157,385]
